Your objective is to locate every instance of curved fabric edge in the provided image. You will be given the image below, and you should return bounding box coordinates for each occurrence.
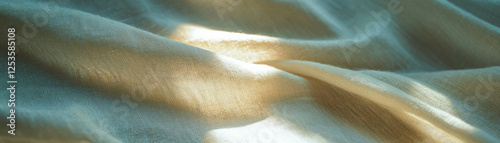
[259,60,499,143]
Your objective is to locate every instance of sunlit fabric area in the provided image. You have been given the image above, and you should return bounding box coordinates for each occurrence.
[0,0,499,142]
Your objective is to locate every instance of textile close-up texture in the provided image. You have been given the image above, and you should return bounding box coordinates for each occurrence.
[0,0,499,142]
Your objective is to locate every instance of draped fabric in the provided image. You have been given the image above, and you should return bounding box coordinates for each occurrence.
[1,0,499,142]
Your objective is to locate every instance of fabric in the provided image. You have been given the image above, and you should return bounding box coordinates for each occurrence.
[0,0,499,142]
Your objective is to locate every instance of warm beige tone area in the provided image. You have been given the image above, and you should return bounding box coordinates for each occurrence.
[0,0,499,142]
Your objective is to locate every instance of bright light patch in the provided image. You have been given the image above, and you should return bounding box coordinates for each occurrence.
[204,116,330,143]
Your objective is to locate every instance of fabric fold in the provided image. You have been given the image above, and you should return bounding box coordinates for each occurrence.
[260,60,499,143]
